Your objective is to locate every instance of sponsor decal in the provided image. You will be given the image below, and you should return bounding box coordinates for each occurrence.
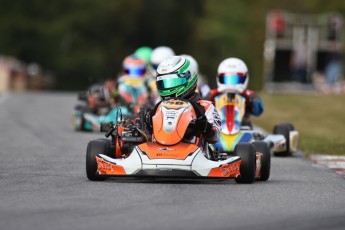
[157,147,174,151]
[255,152,262,178]
[163,99,189,107]
[156,152,179,158]
[220,163,240,176]
[97,158,114,172]
[96,156,125,175]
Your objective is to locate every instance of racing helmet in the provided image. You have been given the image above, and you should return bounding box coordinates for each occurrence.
[156,56,198,99]
[151,46,175,71]
[134,46,152,64]
[118,78,148,106]
[122,55,146,78]
[180,54,199,73]
[88,84,109,100]
[217,57,249,93]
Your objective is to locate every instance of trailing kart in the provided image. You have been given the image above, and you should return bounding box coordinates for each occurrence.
[73,78,148,132]
[86,98,269,183]
[73,104,135,132]
[213,93,299,158]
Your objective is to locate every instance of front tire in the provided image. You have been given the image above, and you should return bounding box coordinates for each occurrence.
[86,139,111,181]
[252,141,271,181]
[235,143,256,184]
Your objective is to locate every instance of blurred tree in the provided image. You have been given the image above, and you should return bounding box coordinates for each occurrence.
[0,0,345,90]
[190,0,250,88]
[130,0,203,53]
[0,0,202,90]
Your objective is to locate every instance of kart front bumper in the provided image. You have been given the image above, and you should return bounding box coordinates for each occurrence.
[95,146,241,178]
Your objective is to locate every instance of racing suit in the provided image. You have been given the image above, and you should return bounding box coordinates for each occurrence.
[208,89,264,127]
[186,92,221,144]
[146,92,221,145]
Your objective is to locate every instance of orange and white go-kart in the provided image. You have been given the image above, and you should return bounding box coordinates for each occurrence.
[86,98,270,183]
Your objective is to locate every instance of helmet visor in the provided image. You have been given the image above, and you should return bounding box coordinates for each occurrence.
[156,74,188,90]
[152,63,159,71]
[219,73,247,85]
[125,67,146,77]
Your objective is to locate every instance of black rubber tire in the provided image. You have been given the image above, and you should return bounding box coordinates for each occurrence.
[86,139,111,181]
[273,123,294,157]
[252,141,271,181]
[235,143,256,184]
[96,138,114,157]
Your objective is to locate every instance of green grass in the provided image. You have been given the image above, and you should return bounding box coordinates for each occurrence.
[251,93,345,157]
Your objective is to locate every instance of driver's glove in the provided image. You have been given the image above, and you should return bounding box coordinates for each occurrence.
[145,111,153,128]
[196,114,208,133]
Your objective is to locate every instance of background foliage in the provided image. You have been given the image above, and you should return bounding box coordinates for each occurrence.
[1,0,345,90]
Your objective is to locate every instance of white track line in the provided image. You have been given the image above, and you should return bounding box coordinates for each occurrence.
[311,155,345,177]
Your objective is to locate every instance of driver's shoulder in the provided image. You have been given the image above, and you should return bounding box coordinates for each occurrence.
[198,100,213,111]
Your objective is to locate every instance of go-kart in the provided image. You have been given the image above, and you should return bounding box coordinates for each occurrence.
[73,77,148,132]
[86,98,270,183]
[73,103,135,132]
[213,93,299,157]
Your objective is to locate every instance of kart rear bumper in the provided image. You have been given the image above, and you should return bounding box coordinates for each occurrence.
[265,131,299,153]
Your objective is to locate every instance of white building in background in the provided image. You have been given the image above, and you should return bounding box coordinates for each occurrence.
[0,56,53,92]
[263,10,344,93]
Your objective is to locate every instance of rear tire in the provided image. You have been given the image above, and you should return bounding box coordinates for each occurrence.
[252,141,271,181]
[86,139,111,181]
[235,143,256,184]
[273,123,294,157]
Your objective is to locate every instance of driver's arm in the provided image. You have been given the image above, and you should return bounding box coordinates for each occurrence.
[203,103,221,143]
[194,101,221,144]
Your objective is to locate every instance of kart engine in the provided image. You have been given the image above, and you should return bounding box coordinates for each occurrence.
[119,122,147,156]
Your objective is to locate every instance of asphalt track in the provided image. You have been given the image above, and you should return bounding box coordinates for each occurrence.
[0,92,344,230]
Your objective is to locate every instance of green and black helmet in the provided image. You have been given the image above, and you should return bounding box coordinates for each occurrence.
[156,56,198,99]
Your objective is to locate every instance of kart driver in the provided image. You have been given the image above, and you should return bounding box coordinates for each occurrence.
[208,57,264,127]
[145,55,221,145]
[86,84,111,114]
[107,55,148,104]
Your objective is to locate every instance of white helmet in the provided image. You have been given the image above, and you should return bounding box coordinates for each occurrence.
[151,46,175,71]
[156,56,198,99]
[217,57,249,93]
[180,54,199,73]
[181,54,208,86]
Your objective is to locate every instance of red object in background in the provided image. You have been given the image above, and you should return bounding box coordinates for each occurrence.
[269,10,286,38]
